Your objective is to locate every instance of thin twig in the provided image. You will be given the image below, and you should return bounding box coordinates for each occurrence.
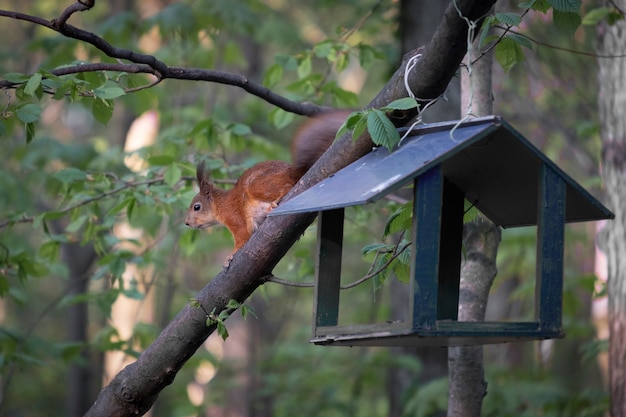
[607,0,626,17]
[470,9,529,66]
[341,241,410,289]
[0,176,166,229]
[498,26,626,59]
[266,240,411,290]
[265,276,314,288]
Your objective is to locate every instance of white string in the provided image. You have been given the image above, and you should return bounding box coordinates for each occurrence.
[450,0,479,140]
[403,53,421,100]
[399,53,442,144]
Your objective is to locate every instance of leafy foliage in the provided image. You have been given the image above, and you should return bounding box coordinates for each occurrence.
[336,97,419,150]
[0,0,613,416]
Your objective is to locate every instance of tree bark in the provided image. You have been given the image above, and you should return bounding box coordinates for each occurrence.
[84,1,497,415]
[389,2,461,416]
[447,220,500,417]
[63,242,97,417]
[597,3,626,416]
[447,21,500,417]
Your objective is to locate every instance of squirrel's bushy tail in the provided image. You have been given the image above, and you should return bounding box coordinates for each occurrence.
[290,110,351,179]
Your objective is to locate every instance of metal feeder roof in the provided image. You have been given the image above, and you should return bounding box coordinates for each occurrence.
[271,115,613,226]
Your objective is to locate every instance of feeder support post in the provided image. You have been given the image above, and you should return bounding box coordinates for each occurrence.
[535,164,566,332]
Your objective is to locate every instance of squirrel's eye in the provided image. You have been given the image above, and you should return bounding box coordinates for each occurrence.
[193,203,201,211]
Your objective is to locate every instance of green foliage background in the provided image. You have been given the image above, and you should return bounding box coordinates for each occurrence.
[0,0,614,415]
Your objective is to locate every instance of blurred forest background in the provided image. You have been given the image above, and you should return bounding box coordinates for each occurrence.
[0,0,614,416]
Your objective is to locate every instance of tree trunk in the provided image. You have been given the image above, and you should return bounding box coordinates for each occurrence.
[597,3,626,415]
[447,20,500,417]
[64,242,97,417]
[388,2,461,416]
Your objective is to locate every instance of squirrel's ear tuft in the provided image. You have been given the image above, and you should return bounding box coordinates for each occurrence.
[196,161,207,184]
[196,161,213,194]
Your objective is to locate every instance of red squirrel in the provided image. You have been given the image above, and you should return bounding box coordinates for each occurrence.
[184,111,350,266]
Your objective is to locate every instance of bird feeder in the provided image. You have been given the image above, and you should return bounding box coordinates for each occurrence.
[270,116,613,347]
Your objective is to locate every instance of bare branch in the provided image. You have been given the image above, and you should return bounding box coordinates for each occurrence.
[0,7,331,116]
[52,1,93,29]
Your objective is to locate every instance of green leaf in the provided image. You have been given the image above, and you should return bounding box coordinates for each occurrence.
[3,72,29,83]
[275,54,298,71]
[93,82,126,100]
[216,321,229,340]
[269,107,294,129]
[188,119,215,138]
[240,304,257,320]
[367,109,400,151]
[38,241,60,262]
[108,197,134,216]
[463,200,481,223]
[42,211,67,221]
[81,71,107,90]
[392,256,411,283]
[351,113,369,141]
[494,36,524,72]
[24,73,42,97]
[16,104,42,124]
[297,55,312,79]
[607,10,626,25]
[189,298,201,309]
[285,74,323,95]
[230,123,252,136]
[66,215,88,233]
[506,33,533,50]
[314,40,333,58]
[384,203,413,237]
[18,258,48,279]
[371,253,390,292]
[335,53,348,72]
[164,164,182,186]
[25,122,36,143]
[358,44,379,69]
[548,0,581,13]
[525,0,551,13]
[382,97,419,111]
[122,280,144,300]
[333,88,358,107]
[148,155,175,166]
[60,342,87,363]
[361,242,393,256]
[581,6,612,26]
[126,198,136,221]
[53,167,87,184]
[553,9,582,37]
[263,63,283,88]
[495,12,522,26]
[0,275,9,296]
[92,99,114,125]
